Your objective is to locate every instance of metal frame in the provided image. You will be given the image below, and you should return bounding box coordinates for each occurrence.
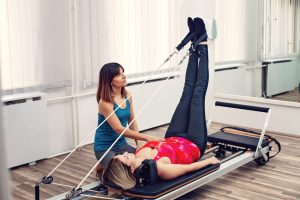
[156,147,269,200]
[209,101,271,162]
[47,181,101,200]
[46,101,272,200]
[254,110,271,160]
[155,101,272,200]
[46,146,271,200]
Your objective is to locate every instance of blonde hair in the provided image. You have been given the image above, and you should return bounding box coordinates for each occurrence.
[103,158,136,190]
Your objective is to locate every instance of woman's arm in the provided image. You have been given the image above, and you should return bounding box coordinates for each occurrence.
[156,157,220,180]
[127,92,145,148]
[99,99,159,142]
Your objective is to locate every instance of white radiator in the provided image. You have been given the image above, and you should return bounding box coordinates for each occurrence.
[2,92,48,168]
[214,63,249,96]
[262,58,296,97]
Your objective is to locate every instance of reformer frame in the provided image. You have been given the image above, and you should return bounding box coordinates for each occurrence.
[149,101,272,200]
[46,101,273,200]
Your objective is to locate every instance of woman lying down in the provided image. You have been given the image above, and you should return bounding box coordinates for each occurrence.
[103,17,220,190]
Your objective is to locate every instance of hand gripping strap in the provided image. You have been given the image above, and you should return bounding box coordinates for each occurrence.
[135,159,159,187]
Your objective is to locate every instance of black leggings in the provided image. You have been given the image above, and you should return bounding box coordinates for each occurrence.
[165,45,209,156]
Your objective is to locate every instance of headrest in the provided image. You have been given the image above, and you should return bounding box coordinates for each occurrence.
[135,159,159,187]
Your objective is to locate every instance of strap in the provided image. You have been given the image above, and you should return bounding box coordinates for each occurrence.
[220,126,281,159]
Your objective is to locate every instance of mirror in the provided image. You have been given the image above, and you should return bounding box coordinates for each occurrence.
[213,0,300,104]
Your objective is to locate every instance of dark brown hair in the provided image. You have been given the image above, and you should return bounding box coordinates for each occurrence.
[96,62,127,103]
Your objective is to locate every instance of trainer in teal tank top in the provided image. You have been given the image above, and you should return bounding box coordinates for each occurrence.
[94,99,130,152]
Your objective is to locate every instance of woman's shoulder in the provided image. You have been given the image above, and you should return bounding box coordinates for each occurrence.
[99,99,114,111]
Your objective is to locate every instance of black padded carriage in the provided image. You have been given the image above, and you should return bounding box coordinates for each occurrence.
[105,163,220,199]
[102,130,272,199]
[103,131,272,199]
[208,131,270,151]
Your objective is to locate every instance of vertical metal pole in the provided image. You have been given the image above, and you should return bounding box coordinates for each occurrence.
[254,109,272,158]
[35,185,40,200]
[69,0,79,147]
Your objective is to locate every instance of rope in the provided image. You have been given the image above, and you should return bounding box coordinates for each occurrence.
[46,51,177,177]
[52,182,123,199]
[51,182,74,188]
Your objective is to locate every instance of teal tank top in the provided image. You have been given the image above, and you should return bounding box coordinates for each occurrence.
[94,99,130,152]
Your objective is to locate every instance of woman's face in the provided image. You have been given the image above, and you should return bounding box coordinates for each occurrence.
[115,152,136,173]
[111,67,127,88]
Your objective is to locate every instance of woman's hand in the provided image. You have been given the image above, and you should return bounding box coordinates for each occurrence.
[208,157,220,165]
[145,135,162,142]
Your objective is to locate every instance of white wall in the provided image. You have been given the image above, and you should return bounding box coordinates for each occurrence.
[1,0,72,91]
[215,0,259,62]
[47,100,74,155]
[295,57,300,87]
[0,79,11,199]
[213,94,300,136]
[214,65,262,98]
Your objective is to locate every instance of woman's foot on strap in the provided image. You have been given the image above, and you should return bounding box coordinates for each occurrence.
[193,17,207,43]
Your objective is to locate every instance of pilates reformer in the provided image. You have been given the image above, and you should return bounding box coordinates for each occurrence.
[34,19,280,200]
[44,101,280,200]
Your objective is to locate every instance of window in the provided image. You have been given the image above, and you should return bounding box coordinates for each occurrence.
[215,0,260,63]
[0,0,180,93]
[0,0,72,93]
[76,0,180,90]
[263,0,300,59]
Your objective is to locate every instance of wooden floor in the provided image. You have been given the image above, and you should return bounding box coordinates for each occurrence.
[10,124,300,200]
[270,87,300,103]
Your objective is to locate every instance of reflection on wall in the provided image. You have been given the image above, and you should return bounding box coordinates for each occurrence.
[214,0,300,104]
[262,59,297,97]
[215,0,259,63]
[214,63,262,98]
[214,59,300,103]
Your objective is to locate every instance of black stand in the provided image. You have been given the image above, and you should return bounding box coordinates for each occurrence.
[35,184,40,200]
[34,176,54,200]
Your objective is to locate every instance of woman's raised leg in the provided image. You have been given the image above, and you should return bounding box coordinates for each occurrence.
[165,50,199,138]
[186,44,209,156]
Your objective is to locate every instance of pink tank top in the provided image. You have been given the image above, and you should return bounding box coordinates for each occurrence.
[135,137,201,164]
